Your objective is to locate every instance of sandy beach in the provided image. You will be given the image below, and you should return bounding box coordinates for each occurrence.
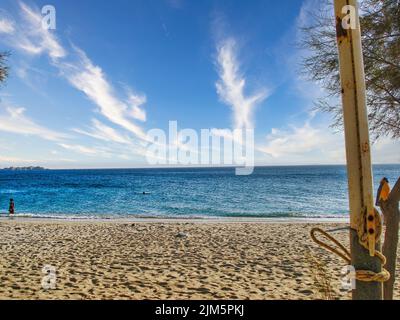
[0,219,398,300]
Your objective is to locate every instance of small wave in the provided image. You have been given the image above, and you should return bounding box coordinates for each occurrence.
[3,212,349,222]
[8,213,114,220]
[0,189,24,194]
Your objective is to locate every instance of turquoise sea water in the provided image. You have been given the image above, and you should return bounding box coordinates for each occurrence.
[0,165,399,219]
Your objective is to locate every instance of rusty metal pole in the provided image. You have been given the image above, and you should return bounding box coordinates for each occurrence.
[333,0,383,300]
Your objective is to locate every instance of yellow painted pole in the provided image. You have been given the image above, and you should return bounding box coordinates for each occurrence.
[333,0,383,299]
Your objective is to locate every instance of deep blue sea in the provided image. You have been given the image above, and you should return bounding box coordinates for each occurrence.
[0,165,399,219]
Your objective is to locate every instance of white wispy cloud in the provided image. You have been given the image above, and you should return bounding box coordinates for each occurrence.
[216,38,269,129]
[259,121,345,163]
[0,17,15,34]
[0,105,68,142]
[0,155,36,163]
[1,2,149,160]
[126,91,147,122]
[58,143,104,156]
[7,2,148,139]
[0,155,76,164]
[258,117,400,165]
[58,141,148,160]
[58,46,148,141]
[3,2,66,60]
[72,119,133,145]
[371,138,400,164]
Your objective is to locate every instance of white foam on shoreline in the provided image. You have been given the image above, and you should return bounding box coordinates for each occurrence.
[0,213,348,224]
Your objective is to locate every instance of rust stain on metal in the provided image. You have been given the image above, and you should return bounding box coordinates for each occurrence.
[362,142,370,153]
[336,16,348,42]
[344,80,354,90]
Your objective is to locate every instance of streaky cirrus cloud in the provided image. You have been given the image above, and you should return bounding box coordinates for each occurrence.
[1,2,149,153]
[58,143,109,157]
[216,38,269,129]
[58,46,148,142]
[0,105,69,142]
[72,119,134,145]
[12,2,66,59]
[126,90,147,122]
[0,16,15,34]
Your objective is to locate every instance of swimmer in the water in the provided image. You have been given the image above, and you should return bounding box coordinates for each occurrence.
[9,199,15,215]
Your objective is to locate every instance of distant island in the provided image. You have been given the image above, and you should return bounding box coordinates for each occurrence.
[1,166,48,171]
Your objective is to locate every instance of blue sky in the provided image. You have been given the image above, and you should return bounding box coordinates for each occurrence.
[0,0,399,169]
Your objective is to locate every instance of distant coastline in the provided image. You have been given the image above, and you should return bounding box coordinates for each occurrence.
[1,166,48,171]
[2,164,398,171]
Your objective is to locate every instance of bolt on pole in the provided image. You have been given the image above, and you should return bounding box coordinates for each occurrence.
[333,0,383,300]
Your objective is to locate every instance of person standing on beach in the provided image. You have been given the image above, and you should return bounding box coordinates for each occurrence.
[9,199,14,216]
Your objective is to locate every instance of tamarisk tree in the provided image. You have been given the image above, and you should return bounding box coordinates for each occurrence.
[0,52,9,84]
[300,0,400,140]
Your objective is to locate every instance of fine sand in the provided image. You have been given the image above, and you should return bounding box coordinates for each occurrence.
[0,219,399,300]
